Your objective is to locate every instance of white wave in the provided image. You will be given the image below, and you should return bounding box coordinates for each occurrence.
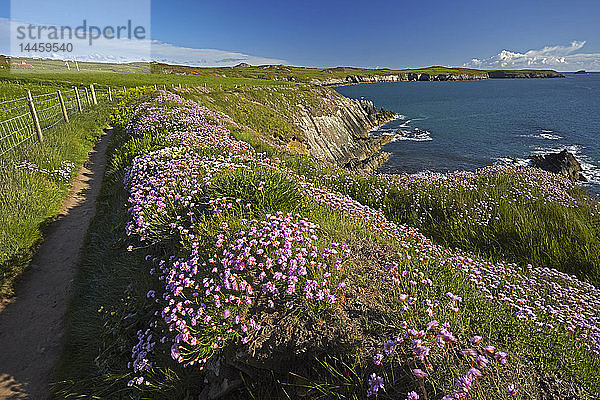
[580,163,600,185]
[392,128,433,142]
[495,157,532,167]
[519,130,563,140]
[540,133,563,140]
[531,144,584,156]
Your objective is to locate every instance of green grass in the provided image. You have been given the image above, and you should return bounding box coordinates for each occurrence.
[0,65,297,96]
[55,88,599,400]
[319,170,600,285]
[0,103,110,297]
[153,63,564,84]
[180,84,346,143]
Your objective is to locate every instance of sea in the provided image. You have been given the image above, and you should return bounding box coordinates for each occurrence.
[334,72,600,195]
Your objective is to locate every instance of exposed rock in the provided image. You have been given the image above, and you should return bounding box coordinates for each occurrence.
[311,70,563,86]
[488,70,564,79]
[531,150,587,181]
[312,72,489,86]
[294,96,395,170]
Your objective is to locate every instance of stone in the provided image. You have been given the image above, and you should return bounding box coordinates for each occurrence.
[531,150,587,181]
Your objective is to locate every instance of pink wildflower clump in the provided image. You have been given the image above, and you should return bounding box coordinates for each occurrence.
[131,212,349,370]
[121,88,600,392]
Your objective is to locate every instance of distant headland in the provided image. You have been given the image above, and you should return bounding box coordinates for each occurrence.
[156,63,565,86]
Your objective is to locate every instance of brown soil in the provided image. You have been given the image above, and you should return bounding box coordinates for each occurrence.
[0,129,112,400]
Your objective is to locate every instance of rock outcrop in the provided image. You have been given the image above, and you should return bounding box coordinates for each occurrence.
[531,150,587,181]
[294,96,395,171]
[310,70,563,86]
[488,70,564,79]
[311,72,489,86]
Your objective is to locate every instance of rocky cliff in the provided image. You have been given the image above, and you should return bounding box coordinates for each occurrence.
[294,95,395,170]
[487,70,564,79]
[311,73,488,86]
[311,70,564,86]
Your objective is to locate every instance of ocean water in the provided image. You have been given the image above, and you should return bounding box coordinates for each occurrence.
[334,73,600,194]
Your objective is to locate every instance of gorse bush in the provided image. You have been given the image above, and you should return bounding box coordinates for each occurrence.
[109,86,154,130]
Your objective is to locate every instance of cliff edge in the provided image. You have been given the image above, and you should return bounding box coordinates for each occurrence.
[294,95,395,170]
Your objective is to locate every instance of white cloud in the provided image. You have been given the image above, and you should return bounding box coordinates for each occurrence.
[0,17,286,67]
[464,41,600,71]
[150,41,286,67]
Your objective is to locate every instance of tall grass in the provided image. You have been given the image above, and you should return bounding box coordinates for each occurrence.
[322,169,600,285]
[0,104,110,296]
[56,89,600,400]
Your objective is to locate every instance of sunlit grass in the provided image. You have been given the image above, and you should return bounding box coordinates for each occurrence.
[0,104,110,296]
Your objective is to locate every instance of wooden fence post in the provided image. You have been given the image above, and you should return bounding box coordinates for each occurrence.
[84,87,91,107]
[74,87,82,112]
[57,90,69,123]
[108,87,112,101]
[154,84,158,90]
[90,84,97,105]
[163,84,166,90]
[24,89,43,143]
[178,83,182,88]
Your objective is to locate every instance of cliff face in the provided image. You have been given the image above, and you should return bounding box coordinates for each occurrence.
[311,73,488,86]
[294,95,395,170]
[487,70,564,79]
[311,70,564,86]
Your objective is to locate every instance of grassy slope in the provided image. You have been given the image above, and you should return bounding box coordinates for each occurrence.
[152,63,564,82]
[0,104,111,296]
[56,87,599,400]
[0,66,296,92]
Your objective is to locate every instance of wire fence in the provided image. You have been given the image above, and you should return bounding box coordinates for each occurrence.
[0,84,123,158]
[0,81,302,159]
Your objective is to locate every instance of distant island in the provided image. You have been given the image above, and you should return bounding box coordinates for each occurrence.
[575,70,588,74]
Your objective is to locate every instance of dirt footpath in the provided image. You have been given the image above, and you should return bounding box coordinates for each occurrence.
[0,129,112,400]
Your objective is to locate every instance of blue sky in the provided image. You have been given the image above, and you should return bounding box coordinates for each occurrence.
[2,0,600,70]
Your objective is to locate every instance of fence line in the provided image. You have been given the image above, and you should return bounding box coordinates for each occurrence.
[0,81,301,159]
[0,84,126,157]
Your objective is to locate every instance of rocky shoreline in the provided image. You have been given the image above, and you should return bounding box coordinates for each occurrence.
[531,150,587,182]
[313,70,564,87]
[293,95,396,171]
